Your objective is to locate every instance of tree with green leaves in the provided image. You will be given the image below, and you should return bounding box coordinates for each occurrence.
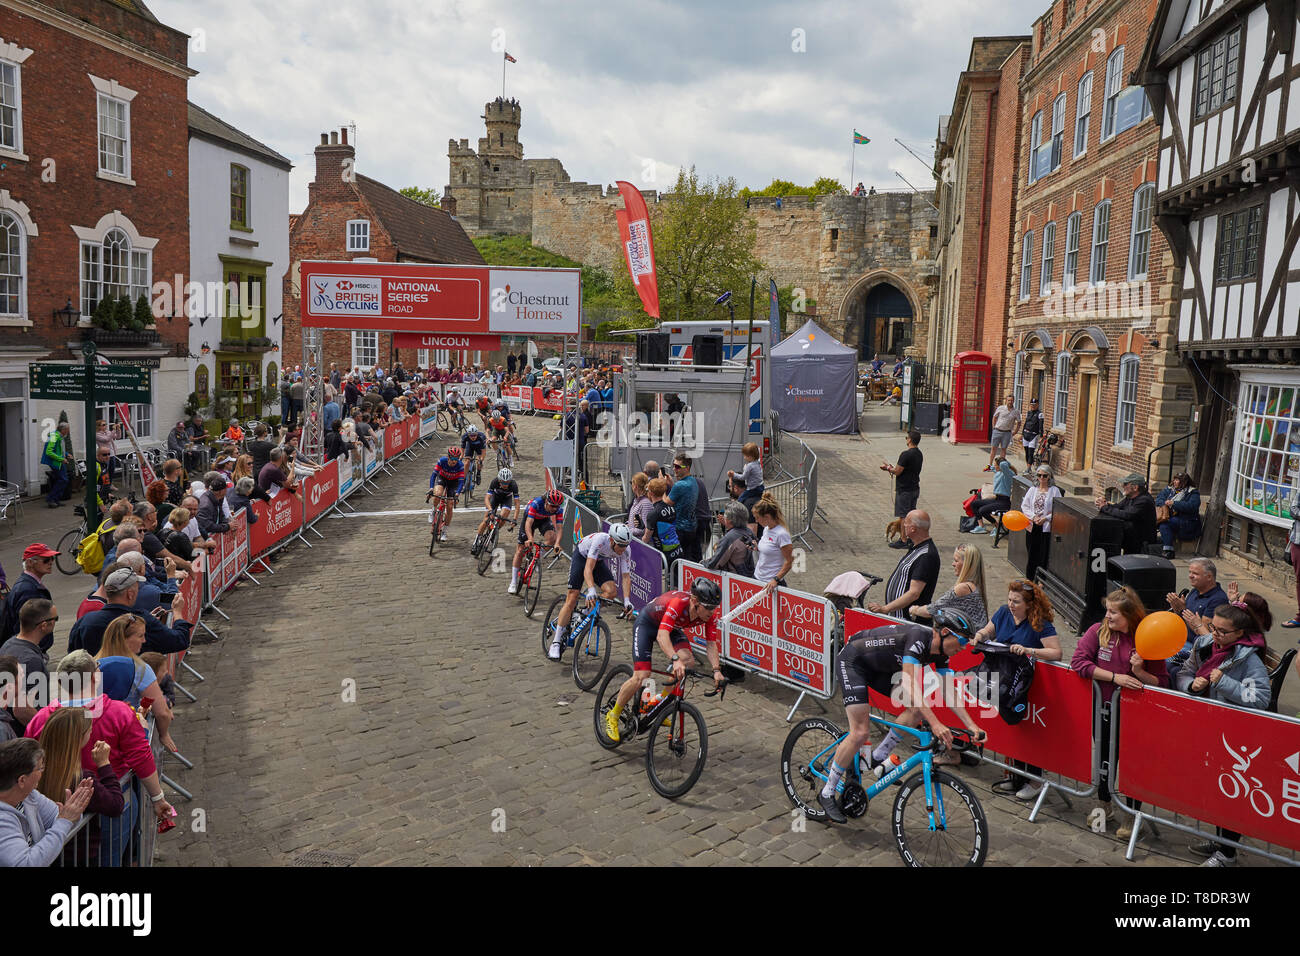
[399,186,441,207]
[739,177,845,200]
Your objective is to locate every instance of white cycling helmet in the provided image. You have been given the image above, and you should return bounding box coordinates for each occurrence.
[497,467,513,481]
[608,523,632,546]
[466,424,479,435]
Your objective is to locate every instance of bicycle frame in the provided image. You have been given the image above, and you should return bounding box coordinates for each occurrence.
[803,715,951,832]
[633,668,689,737]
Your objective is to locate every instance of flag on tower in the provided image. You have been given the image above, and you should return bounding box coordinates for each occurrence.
[504,52,517,63]
[853,131,870,144]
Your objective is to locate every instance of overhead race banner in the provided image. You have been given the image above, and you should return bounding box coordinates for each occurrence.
[393,332,502,351]
[300,261,580,335]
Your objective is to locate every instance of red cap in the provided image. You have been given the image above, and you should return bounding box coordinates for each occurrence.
[23,543,60,559]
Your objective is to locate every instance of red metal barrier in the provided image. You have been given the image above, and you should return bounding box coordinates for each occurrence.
[302,459,340,525]
[250,489,303,558]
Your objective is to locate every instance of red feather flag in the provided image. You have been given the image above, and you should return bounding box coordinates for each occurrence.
[615,180,660,319]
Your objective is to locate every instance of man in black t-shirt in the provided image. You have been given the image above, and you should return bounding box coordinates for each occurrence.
[881,430,923,545]
[246,423,275,478]
[869,510,940,620]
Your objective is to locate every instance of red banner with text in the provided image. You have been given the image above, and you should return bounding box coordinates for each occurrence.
[532,387,564,413]
[251,489,304,557]
[302,459,340,525]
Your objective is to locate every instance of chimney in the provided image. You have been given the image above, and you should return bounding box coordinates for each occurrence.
[341,126,348,145]
[311,128,357,204]
[442,194,457,217]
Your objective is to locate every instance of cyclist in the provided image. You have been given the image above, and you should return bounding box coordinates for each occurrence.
[461,424,488,482]
[474,466,520,554]
[443,387,465,429]
[818,607,986,824]
[487,410,516,464]
[604,578,725,742]
[548,523,636,660]
[425,445,466,542]
[474,394,493,428]
[509,489,564,594]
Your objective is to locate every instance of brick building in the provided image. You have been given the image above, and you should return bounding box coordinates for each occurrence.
[282,127,485,378]
[0,0,191,494]
[1005,0,1192,495]
[932,36,1030,394]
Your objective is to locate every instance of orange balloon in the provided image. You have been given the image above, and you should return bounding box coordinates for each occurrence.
[1001,510,1030,532]
[1135,611,1186,660]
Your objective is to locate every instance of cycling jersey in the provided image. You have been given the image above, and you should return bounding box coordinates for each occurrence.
[492,401,512,421]
[648,500,682,555]
[837,623,950,707]
[462,431,487,454]
[488,418,512,437]
[430,456,466,493]
[475,396,492,413]
[575,531,630,578]
[518,495,562,544]
[485,477,519,507]
[632,590,720,671]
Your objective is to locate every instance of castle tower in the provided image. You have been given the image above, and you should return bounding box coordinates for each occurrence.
[480,97,523,160]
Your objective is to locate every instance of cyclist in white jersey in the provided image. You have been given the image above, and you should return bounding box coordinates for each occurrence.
[548,524,635,660]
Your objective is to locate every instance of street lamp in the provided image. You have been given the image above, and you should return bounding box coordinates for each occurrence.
[53,298,79,328]
[200,342,211,355]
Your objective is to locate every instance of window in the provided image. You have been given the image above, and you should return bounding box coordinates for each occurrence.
[1063,211,1081,290]
[0,59,21,153]
[1042,9,1052,45]
[1054,352,1071,428]
[1194,26,1242,119]
[1090,201,1111,284]
[96,401,152,440]
[1074,72,1092,157]
[434,348,450,368]
[1115,353,1139,445]
[1040,221,1057,295]
[0,211,24,316]
[1064,0,1076,21]
[352,330,378,369]
[222,269,266,339]
[1215,204,1264,282]
[80,228,150,315]
[230,164,249,228]
[417,348,430,369]
[1020,231,1034,300]
[1228,377,1299,526]
[346,220,370,252]
[1028,112,1043,183]
[97,93,129,177]
[1013,352,1025,411]
[830,227,839,252]
[1102,48,1124,140]
[1128,184,1155,280]
[1050,95,1066,171]
[461,170,467,184]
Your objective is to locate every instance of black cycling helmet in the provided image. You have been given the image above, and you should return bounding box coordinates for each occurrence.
[931,606,975,645]
[690,578,722,608]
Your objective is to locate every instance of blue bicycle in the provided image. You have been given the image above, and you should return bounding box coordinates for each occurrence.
[541,595,632,690]
[780,713,988,867]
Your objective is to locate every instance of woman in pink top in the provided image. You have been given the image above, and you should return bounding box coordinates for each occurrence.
[1071,586,1166,840]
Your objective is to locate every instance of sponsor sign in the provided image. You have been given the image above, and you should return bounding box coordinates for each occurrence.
[419,405,439,439]
[532,387,564,413]
[170,550,203,627]
[489,268,581,335]
[250,488,303,557]
[303,459,340,524]
[384,421,410,458]
[453,382,498,402]
[336,453,355,498]
[393,332,502,351]
[229,508,249,581]
[679,564,724,655]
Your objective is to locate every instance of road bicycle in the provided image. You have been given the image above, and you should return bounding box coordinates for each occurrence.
[55,506,93,576]
[490,437,514,470]
[514,534,552,617]
[779,713,988,867]
[473,511,513,575]
[436,403,470,434]
[426,490,455,556]
[594,665,727,799]
[541,595,633,690]
[461,455,483,509]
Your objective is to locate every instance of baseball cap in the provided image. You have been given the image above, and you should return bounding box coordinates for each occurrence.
[103,567,139,594]
[23,543,60,560]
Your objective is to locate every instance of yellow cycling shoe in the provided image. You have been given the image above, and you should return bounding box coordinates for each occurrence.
[604,708,622,743]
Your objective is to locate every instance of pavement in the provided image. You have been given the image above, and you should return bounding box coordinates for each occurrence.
[4,405,1294,866]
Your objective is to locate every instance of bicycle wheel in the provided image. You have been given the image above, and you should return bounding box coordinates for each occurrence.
[573,617,612,691]
[891,769,988,867]
[55,527,85,576]
[429,504,444,556]
[779,717,845,821]
[476,524,498,575]
[436,410,451,432]
[541,595,566,659]
[645,700,708,799]
[522,554,543,617]
[593,663,635,751]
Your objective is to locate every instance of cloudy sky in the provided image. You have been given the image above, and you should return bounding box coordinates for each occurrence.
[152,0,1048,212]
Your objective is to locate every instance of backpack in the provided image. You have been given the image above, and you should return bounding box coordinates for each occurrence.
[971,650,1035,725]
[76,518,113,575]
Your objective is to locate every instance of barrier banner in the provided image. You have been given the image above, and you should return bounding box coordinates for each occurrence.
[1116,687,1300,851]
[726,575,774,672]
[516,385,533,412]
[775,589,831,690]
[251,488,304,557]
[337,453,355,498]
[405,415,419,446]
[171,550,203,627]
[601,521,665,610]
[204,521,225,605]
[533,387,564,413]
[363,442,379,479]
[384,420,411,458]
[455,383,498,402]
[303,459,340,525]
[207,509,248,601]
[229,507,249,581]
[420,405,439,438]
[679,564,723,654]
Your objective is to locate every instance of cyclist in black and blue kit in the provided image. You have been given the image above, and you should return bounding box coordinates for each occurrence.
[426,445,466,543]
[509,489,563,594]
[473,466,520,553]
[462,424,488,484]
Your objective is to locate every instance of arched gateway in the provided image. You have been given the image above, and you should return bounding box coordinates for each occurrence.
[837,270,924,359]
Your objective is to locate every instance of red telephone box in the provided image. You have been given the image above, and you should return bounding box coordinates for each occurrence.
[952,351,992,444]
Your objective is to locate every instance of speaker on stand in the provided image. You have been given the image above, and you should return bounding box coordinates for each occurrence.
[636,332,669,365]
[692,334,723,367]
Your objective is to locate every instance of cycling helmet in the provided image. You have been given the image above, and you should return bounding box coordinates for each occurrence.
[545,490,564,508]
[931,606,975,645]
[690,578,722,608]
[447,446,463,459]
[497,467,513,482]
[608,523,632,546]
[466,425,479,435]
[492,409,503,419]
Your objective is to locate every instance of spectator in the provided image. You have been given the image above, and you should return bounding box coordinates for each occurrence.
[728,442,764,510]
[1165,557,1229,649]
[134,501,190,574]
[869,510,940,620]
[162,460,187,508]
[1155,472,1203,560]
[185,414,206,443]
[1,544,57,645]
[1095,474,1158,555]
[324,419,352,461]
[290,376,305,428]
[198,473,231,537]
[355,412,377,452]
[707,501,756,577]
[330,363,341,390]
[0,599,55,727]
[223,418,244,445]
[0,656,23,741]
[101,521,142,569]
[752,493,794,592]
[881,384,902,406]
[36,707,125,863]
[643,460,661,482]
[646,476,684,581]
[258,448,294,496]
[1020,465,1063,581]
[973,579,1061,790]
[971,456,1018,534]
[727,475,757,533]
[96,497,134,558]
[40,421,72,508]
[986,394,1022,471]
[115,550,177,613]
[343,376,361,416]
[24,651,173,866]
[1287,488,1300,629]
[280,373,293,424]
[628,472,653,541]
[881,430,923,546]
[68,567,192,656]
[911,544,988,629]
[94,615,175,751]
[1020,398,1044,467]
[892,357,905,377]
[164,509,197,563]
[166,420,189,459]
[232,453,256,485]
[247,422,275,477]
[77,561,124,620]
[1071,586,1166,839]
[0,736,93,867]
[144,478,174,525]
[228,476,262,525]
[668,454,700,562]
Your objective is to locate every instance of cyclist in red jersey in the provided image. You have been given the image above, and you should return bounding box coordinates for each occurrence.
[604,579,725,742]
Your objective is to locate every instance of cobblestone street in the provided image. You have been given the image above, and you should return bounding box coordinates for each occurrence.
[156,409,1291,866]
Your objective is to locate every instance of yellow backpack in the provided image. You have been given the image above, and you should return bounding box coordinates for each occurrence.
[75,518,112,575]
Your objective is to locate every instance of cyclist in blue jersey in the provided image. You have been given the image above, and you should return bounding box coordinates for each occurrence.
[461,424,488,481]
[425,445,466,543]
[547,524,636,660]
[509,489,564,594]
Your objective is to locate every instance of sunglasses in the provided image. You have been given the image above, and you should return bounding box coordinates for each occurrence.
[40,617,58,625]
